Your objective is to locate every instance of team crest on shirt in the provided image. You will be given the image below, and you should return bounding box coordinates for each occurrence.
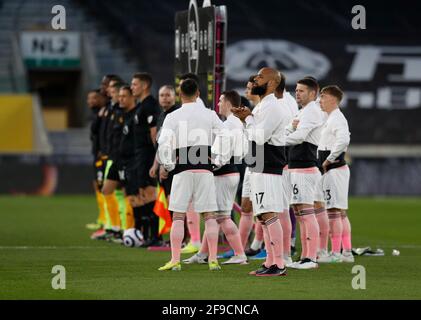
[123,125,129,135]
[118,116,123,124]
[147,115,153,124]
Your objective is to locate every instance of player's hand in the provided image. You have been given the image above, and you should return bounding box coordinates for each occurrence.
[232,106,252,122]
[149,163,158,178]
[138,189,146,203]
[322,159,339,173]
[292,119,300,129]
[159,165,168,180]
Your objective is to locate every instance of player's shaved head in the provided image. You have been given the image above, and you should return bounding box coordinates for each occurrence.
[159,85,176,110]
[251,67,281,97]
[259,67,281,83]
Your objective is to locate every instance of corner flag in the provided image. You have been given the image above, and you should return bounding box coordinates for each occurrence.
[153,184,172,235]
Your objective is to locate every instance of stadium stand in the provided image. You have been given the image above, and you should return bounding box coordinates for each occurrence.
[0,0,420,194]
[76,0,421,86]
[0,0,139,92]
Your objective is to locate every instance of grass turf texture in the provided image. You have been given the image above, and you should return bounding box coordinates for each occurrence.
[0,195,420,299]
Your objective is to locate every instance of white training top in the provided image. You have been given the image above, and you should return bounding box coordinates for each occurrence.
[285,100,325,146]
[224,113,248,160]
[244,93,287,146]
[281,91,299,121]
[157,100,231,171]
[317,108,350,162]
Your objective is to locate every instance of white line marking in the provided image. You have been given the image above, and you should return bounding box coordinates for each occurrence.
[0,246,111,250]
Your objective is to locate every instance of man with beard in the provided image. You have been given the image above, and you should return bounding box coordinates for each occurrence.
[233,68,287,276]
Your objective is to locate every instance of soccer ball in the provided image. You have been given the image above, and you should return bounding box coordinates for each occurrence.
[123,228,144,247]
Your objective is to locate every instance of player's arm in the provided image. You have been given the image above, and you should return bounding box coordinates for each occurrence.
[145,103,160,146]
[157,115,176,172]
[149,153,160,178]
[231,126,248,161]
[285,122,295,136]
[327,118,350,162]
[211,111,232,167]
[150,126,157,146]
[244,106,278,145]
[285,108,318,146]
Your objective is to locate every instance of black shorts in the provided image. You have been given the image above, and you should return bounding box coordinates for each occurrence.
[124,165,140,196]
[106,162,121,182]
[136,150,157,189]
[107,160,139,196]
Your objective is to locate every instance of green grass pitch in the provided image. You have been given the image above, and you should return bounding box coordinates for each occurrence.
[0,195,420,299]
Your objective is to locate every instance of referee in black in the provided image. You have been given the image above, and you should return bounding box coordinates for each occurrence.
[131,73,162,247]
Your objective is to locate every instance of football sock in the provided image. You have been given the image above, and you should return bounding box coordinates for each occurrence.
[95,190,106,226]
[186,205,201,246]
[200,231,209,255]
[133,206,142,230]
[124,197,135,229]
[104,193,121,230]
[134,205,150,240]
[204,216,219,262]
[295,211,307,260]
[170,216,185,263]
[300,209,320,261]
[239,211,254,249]
[279,210,291,256]
[341,214,352,252]
[115,189,126,228]
[261,222,273,268]
[218,217,244,256]
[146,201,160,241]
[328,211,343,253]
[255,220,263,242]
[265,216,285,268]
[315,207,329,252]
